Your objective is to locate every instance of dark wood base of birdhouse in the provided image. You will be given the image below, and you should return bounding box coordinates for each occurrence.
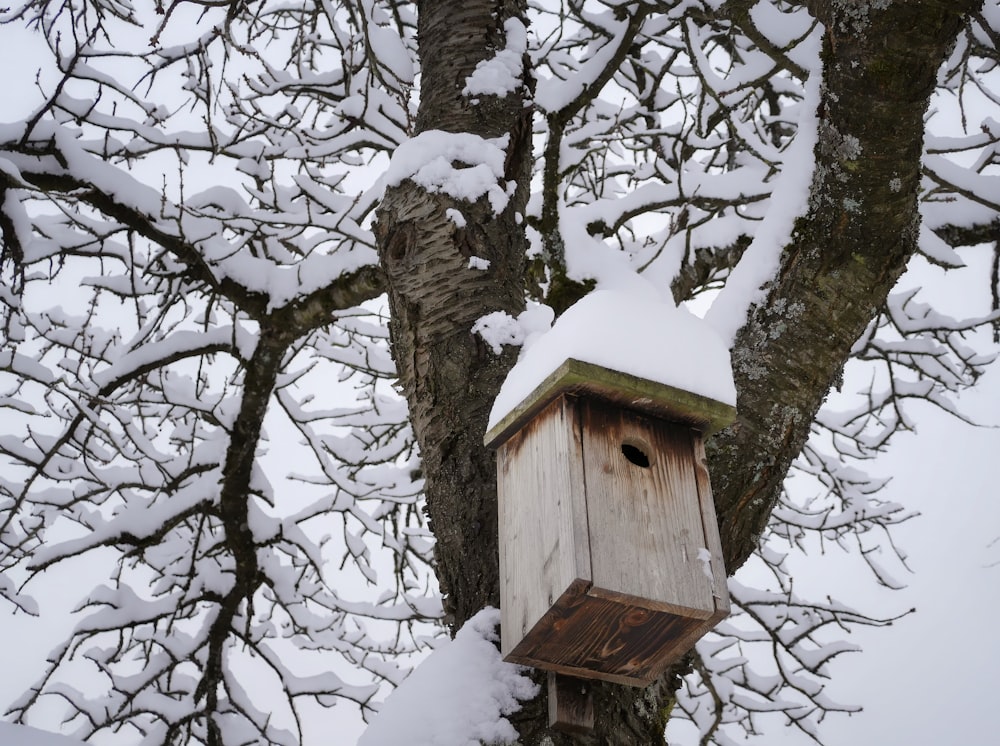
[504,578,725,687]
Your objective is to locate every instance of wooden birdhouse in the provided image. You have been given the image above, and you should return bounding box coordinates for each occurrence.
[484,354,736,691]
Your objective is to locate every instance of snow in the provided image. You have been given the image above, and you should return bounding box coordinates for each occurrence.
[923,153,1000,216]
[357,608,538,746]
[2,119,381,313]
[534,13,630,113]
[472,312,521,355]
[487,288,736,430]
[367,24,415,84]
[697,547,714,581]
[0,724,87,746]
[445,208,467,227]
[462,19,526,98]
[383,131,514,213]
[90,325,257,392]
[472,304,553,356]
[705,54,822,347]
[472,303,554,356]
[749,2,813,48]
[918,223,965,267]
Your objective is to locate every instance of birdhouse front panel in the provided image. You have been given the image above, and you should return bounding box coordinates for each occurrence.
[496,392,729,686]
[579,401,717,617]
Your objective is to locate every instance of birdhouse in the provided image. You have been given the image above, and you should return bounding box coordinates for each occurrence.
[484,356,735,688]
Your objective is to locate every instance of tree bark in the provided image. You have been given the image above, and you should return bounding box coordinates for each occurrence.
[375,0,531,628]
[709,0,978,573]
[375,1,979,744]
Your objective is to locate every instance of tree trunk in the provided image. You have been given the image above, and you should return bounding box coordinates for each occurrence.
[709,0,978,573]
[375,0,530,629]
[375,1,978,744]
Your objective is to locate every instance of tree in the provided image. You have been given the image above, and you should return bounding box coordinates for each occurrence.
[0,1,997,744]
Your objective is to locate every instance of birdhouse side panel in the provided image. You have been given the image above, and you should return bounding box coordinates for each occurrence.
[579,400,716,617]
[497,395,591,658]
[691,433,730,618]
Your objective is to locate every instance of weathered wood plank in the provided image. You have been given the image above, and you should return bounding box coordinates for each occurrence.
[498,396,590,657]
[498,393,729,685]
[505,578,706,685]
[581,400,716,616]
[691,433,731,620]
[548,673,595,734]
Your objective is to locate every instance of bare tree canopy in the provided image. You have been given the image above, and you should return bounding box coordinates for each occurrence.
[0,1,998,744]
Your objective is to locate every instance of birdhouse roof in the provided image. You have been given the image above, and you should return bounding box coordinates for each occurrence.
[484,290,737,447]
[484,358,736,447]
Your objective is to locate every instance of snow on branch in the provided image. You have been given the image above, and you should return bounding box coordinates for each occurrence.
[2,1,999,743]
[675,575,907,746]
[0,3,434,742]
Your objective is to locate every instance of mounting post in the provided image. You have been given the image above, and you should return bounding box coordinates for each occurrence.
[548,672,595,734]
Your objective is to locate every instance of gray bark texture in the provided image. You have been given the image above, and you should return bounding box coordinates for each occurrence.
[375,0,531,627]
[374,1,980,744]
[710,0,977,570]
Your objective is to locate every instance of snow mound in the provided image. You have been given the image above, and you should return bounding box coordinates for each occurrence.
[357,608,538,746]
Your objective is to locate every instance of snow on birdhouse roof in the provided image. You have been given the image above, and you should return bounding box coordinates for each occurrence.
[485,289,737,447]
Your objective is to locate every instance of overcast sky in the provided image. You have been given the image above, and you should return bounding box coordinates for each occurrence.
[820,375,1000,746]
[727,252,1000,746]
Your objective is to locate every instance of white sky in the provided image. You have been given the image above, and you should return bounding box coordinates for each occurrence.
[762,378,1000,746]
[719,250,1000,746]
[0,723,89,746]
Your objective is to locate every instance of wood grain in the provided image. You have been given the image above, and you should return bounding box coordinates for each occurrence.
[691,433,731,620]
[505,578,705,686]
[581,399,716,617]
[498,396,591,657]
[548,672,595,734]
[497,394,730,685]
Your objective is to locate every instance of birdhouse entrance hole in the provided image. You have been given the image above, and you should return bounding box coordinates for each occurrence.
[621,439,651,468]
